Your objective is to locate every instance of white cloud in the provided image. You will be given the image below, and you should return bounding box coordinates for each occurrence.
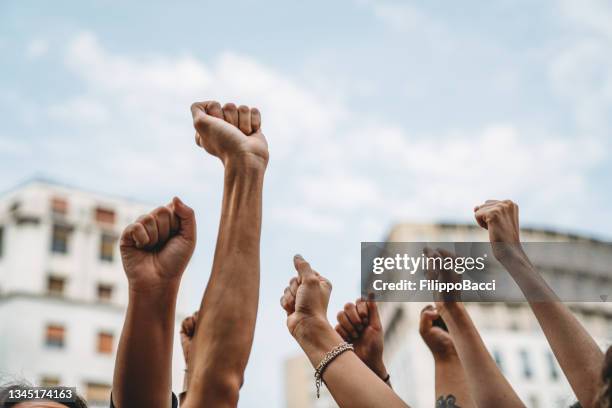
[25,39,49,59]
[47,97,110,124]
[46,31,606,236]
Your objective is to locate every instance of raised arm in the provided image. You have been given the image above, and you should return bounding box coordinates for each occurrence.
[112,198,196,408]
[419,305,475,408]
[474,199,604,407]
[334,298,390,385]
[427,248,524,408]
[280,255,410,408]
[183,101,268,408]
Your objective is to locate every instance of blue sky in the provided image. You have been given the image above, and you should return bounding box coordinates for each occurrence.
[1,0,612,406]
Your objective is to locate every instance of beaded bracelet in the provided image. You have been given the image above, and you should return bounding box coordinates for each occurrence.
[314,342,354,398]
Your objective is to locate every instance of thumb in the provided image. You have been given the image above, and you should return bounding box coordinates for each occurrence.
[191,102,217,133]
[366,297,382,328]
[293,254,316,281]
[172,197,196,242]
[419,305,438,334]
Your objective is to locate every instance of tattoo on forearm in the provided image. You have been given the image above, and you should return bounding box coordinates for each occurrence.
[436,394,461,408]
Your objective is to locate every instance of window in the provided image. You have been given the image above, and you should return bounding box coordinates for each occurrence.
[45,324,65,349]
[47,276,66,296]
[97,284,113,302]
[85,383,111,405]
[51,197,68,216]
[97,331,114,354]
[0,226,4,258]
[99,234,117,262]
[519,349,533,379]
[40,376,60,387]
[51,225,71,254]
[546,351,559,381]
[95,207,115,224]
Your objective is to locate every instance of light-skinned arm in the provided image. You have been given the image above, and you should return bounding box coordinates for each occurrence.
[112,197,196,408]
[419,305,475,408]
[474,199,604,408]
[281,255,410,408]
[182,101,268,408]
[426,247,524,407]
[334,298,389,384]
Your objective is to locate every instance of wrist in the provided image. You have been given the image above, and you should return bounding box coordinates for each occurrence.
[433,350,460,364]
[224,152,267,173]
[292,316,333,344]
[371,360,388,380]
[493,242,528,265]
[128,278,180,299]
[292,317,346,368]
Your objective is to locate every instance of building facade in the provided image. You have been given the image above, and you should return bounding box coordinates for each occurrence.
[285,223,612,408]
[0,179,185,407]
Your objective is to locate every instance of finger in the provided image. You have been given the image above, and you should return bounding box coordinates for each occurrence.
[283,287,295,308]
[366,299,382,328]
[335,324,350,342]
[355,298,369,325]
[344,303,364,332]
[120,223,148,249]
[288,277,299,297]
[153,206,172,244]
[280,294,294,315]
[190,101,220,134]
[419,306,437,335]
[337,311,359,339]
[172,197,196,243]
[238,105,252,134]
[137,214,158,248]
[205,101,223,119]
[474,208,489,230]
[222,102,238,127]
[293,254,316,281]
[165,201,180,234]
[251,107,261,132]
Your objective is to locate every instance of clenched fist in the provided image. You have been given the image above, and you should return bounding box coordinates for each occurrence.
[335,298,388,380]
[419,305,457,362]
[191,101,269,167]
[180,311,199,365]
[120,197,196,291]
[280,255,333,339]
[474,199,523,262]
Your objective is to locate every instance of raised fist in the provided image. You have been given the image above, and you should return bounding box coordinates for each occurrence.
[180,311,199,364]
[474,199,522,262]
[280,255,333,339]
[120,197,196,291]
[191,101,269,167]
[335,298,388,379]
[419,305,457,361]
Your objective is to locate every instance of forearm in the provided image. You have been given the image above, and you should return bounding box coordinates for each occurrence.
[443,304,524,407]
[187,158,264,405]
[434,357,475,408]
[297,321,409,408]
[112,284,179,408]
[502,255,603,407]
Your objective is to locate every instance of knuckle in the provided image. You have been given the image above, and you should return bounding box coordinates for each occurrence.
[223,102,237,111]
[336,311,344,321]
[344,303,354,312]
[238,104,250,113]
[209,101,221,110]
